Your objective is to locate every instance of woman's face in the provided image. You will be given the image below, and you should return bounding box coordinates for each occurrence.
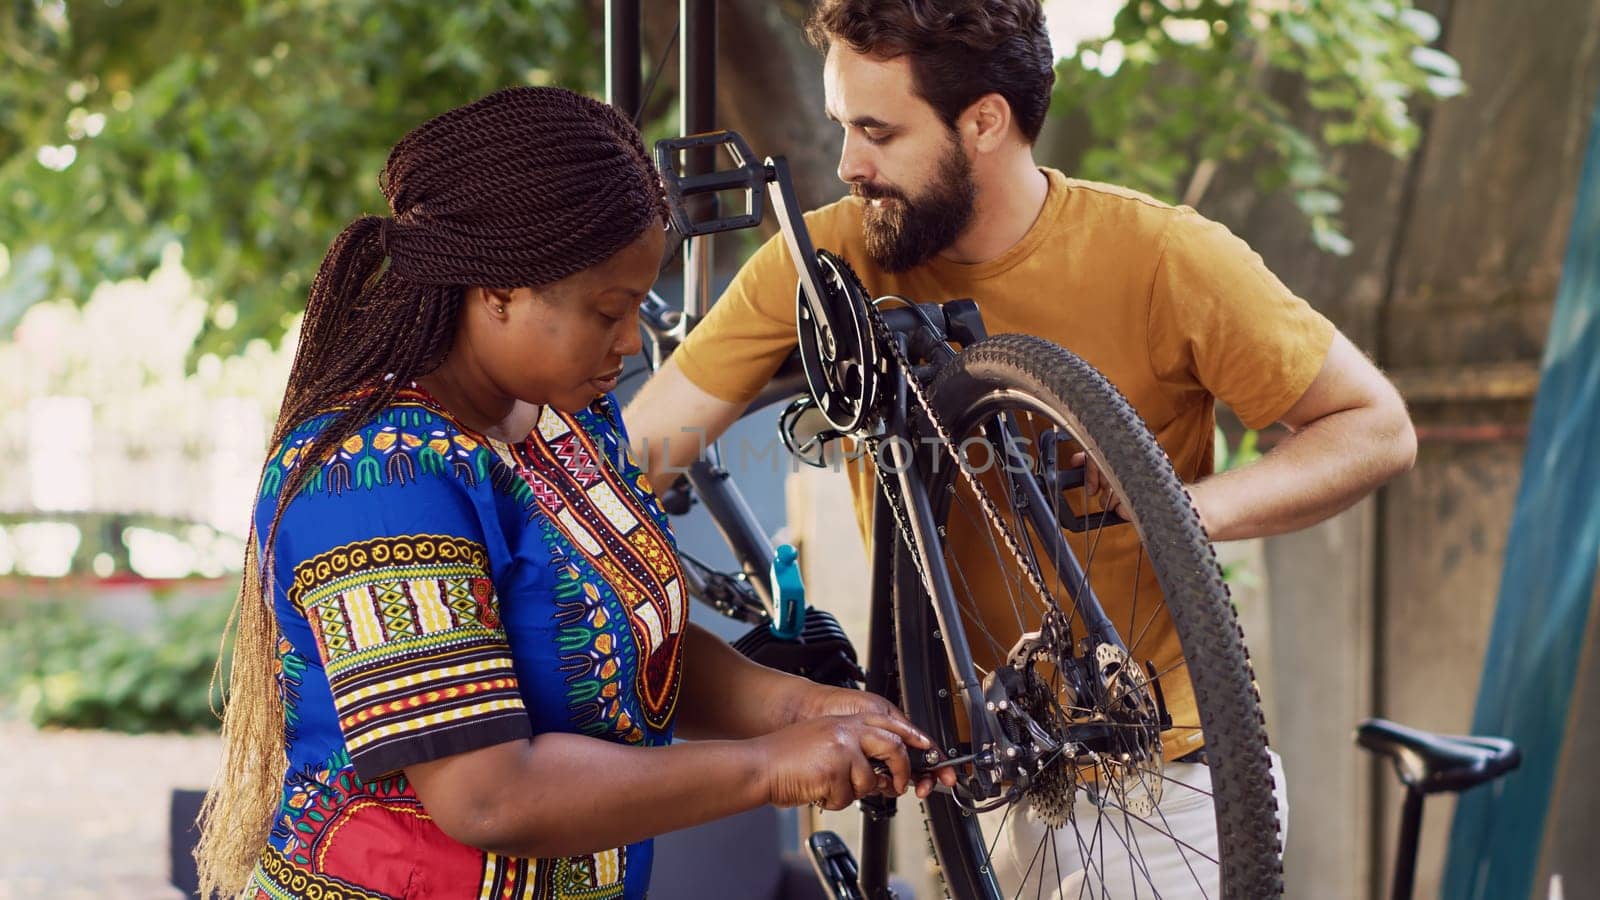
[469,223,665,414]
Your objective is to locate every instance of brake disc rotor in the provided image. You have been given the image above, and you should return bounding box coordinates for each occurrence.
[1081,643,1164,817]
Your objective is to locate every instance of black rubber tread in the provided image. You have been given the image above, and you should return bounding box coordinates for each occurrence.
[894,334,1283,899]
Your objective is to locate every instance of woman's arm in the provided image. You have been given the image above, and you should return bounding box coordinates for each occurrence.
[671,622,957,799]
[406,711,924,859]
[673,621,920,740]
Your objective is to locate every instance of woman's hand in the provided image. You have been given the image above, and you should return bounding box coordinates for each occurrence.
[755,713,928,811]
[785,684,960,800]
[788,683,907,725]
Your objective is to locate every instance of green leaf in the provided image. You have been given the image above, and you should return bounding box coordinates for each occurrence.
[1280,18,1320,48]
[1399,8,1442,43]
[1427,75,1467,99]
[1312,223,1356,257]
[1296,189,1343,217]
[0,0,605,347]
[1411,46,1462,79]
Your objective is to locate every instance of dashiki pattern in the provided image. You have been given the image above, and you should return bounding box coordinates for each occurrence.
[245,388,684,900]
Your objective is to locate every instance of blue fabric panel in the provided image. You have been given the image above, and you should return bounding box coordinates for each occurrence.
[1442,91,1600,899]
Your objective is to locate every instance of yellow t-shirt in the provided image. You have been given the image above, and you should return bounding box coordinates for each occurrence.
[673,168,1334,758]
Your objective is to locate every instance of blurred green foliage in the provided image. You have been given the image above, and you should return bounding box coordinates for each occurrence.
[0,0,1462,351]
[0,588,233,732]
[1214,424,1262,473]
[1057,0,1464,255]
[0,0,600,356]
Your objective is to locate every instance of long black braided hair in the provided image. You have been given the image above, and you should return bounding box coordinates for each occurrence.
[196,86,666,898]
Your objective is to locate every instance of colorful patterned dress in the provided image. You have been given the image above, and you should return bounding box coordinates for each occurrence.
[245,388,687,900]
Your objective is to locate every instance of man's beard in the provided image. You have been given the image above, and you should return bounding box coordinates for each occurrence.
[854,135,976,273]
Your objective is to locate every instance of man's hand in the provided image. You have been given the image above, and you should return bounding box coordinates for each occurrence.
[1069,450,1128,520]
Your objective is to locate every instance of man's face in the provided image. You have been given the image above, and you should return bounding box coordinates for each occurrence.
[824,45,977,272]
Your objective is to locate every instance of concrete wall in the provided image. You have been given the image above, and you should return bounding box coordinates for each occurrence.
[1261,506,1377,898]
[1221,1,1600,895]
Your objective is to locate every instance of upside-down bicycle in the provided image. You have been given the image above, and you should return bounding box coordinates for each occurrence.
[639,128,1285,900]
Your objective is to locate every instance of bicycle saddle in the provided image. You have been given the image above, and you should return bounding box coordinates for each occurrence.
[1355,718,1521,793]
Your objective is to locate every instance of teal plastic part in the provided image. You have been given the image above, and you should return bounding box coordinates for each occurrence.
[769,543,806,640]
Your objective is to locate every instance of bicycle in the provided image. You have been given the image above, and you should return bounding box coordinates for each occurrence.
[636,128,1285,900]
[1355,718,1521,900]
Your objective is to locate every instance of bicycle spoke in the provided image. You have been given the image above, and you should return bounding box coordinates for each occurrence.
[1089,799,1219,867]
[1068,801,1098,900]
[1125,598,1171,671]
[1126,548,1147,657]
[1093,790,1110,900]
[948,483,1029,652]
[963,507,1031,644]
[1108,657,1189,707]
[942,529,1011,670]
[893,350,1276,900]
[1142,781,1212,898]
[1100,806,1163,899]
[1099,746,1170,899]
[1013,819,1055,900]
[1120,736,1216,896]
[973,721,1221,894]
[1080,755,1161,898]
[1046,813,1064,900]
[985,782,1023,864]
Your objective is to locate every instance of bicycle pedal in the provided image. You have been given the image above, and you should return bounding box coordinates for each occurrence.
[807,830,864,900]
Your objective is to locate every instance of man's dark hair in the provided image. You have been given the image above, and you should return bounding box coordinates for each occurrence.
[805,0,1056,143]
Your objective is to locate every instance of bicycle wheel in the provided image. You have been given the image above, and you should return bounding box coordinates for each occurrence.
[891,334,1281,899]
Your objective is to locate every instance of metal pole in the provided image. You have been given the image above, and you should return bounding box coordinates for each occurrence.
[1391,788,1425,900]
[604,0,642,119]
[681,0,716,136]
[680,0,716,319]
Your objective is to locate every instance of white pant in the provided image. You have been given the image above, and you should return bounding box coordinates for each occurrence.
[977,750,1288,899]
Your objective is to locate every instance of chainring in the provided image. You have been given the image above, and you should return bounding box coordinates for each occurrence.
[795,249,881,433]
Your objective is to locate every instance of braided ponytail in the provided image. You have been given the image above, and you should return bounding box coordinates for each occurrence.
[196,86,665,897]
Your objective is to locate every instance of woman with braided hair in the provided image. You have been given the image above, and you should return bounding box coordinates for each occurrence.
[195,86,934,899]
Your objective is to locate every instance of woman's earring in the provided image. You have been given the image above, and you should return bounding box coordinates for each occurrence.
[494,304,506,315]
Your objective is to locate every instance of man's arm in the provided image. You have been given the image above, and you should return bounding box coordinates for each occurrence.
[624,356,749,491]
[1186,331,1416,541]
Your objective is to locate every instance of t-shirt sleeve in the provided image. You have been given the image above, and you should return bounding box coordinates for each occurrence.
[1146,209,1337,429]
[275,467,531,780]
[671,225,807,404]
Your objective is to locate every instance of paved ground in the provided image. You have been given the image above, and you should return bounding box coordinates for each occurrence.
[0,718,220,899]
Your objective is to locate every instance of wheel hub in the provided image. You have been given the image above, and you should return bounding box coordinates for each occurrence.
[982,632,1169,826]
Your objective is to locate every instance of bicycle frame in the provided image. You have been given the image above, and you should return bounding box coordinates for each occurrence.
[640,290,993,900]
[610,9,1135,897]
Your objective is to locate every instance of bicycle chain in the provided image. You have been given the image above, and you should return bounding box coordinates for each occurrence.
[849,271,1058,622]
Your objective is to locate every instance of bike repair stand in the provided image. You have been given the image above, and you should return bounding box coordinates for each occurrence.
[773,547,880,900]
[605,11,877,896]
